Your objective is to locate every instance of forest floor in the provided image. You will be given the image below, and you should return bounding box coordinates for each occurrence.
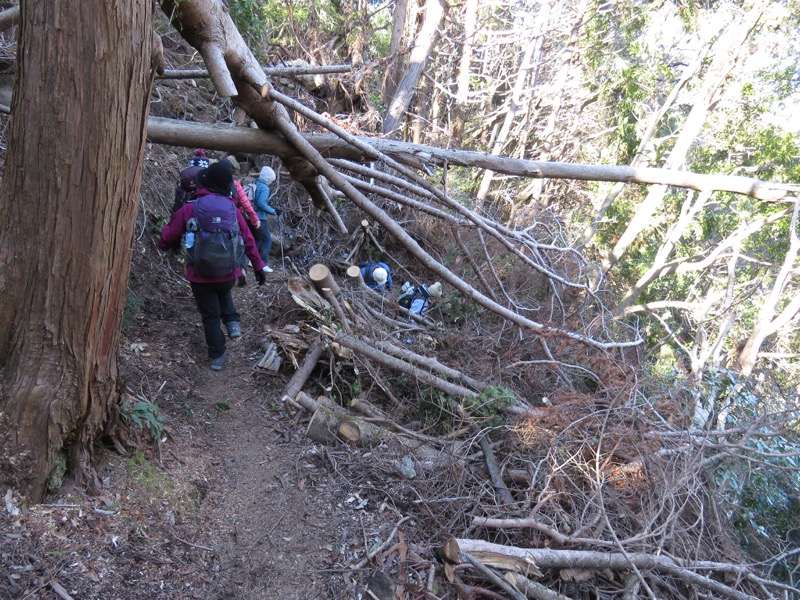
[1,264,420,600]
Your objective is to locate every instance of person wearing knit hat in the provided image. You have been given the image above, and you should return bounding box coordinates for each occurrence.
[216,159,261,230]
[171,164,203,215]
[157,160,269,372]
[397,281,442,317]
[360,260,393,292]
[259,166,276,183]
[188,149,210,168]
[197,161,234,195]
[254,165,281,271]
[373,268,388,286]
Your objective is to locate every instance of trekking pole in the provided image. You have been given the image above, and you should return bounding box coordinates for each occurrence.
[277,213,286,275]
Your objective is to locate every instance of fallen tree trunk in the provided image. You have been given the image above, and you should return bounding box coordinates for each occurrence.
[159,64,353,79]
[295,392,457,469]
[335,334,478,398]
[443,539,763,600]
[282,341,326,411]
[366,336,488,392]
[145,116,798,201]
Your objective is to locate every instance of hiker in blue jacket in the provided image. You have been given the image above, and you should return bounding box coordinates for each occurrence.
[360,261,393,292]
[254,165,280,272]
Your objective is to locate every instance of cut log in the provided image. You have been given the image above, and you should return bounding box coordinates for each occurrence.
[306,407,343,446]
[309,263,341,295]
[281,341,325,411]
[336,419,361,444]
[335,334,478,398]
[347,264,362,281]
[368,337,488,392]
[255,341,282,373]
[294,393,457,469]
[308,264,352,332]
[442,537,462,564]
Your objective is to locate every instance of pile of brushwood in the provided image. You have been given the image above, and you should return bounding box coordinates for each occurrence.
[246,211,796,599]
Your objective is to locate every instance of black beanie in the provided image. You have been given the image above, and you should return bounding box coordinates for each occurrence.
[197,162,234,194]
[217,159,234,172]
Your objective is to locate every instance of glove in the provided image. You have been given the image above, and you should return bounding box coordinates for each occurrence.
[237,273,247,287]
[255,268,267,286]
[253,220,261,229]
[273,208,282,217]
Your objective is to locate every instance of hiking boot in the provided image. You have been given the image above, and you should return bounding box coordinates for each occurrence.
[210,351,228,371]
[263,265,274,273]
[225,321,241,338]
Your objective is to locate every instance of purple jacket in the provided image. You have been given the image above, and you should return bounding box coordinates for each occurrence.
[158,189,266,283]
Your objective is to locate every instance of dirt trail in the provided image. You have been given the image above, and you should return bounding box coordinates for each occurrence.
[1,274,377,599]
[123,275,358,599]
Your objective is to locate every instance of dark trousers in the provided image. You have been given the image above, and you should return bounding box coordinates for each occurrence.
[257,219,273,265]
[190,280,239,359]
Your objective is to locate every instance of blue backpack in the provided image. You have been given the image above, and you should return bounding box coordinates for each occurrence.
[186,194,245,278]
[397,282,430,313]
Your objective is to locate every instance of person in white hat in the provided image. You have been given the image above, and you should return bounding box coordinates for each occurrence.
[254,165,281,272]
[360,260,393,292]
[398,281,442,317]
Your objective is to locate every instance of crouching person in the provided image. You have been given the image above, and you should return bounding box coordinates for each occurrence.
[158,162,269,371]
[360,260,393,293]
[398,281,442,317]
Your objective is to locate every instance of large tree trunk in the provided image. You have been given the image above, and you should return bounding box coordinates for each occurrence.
[381,0,409,104]
[145,116,795,201]
[381,0,446,136]
[0,1,153,501]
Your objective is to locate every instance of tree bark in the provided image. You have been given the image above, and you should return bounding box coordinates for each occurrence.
[0,0,153,500]
[381,0,408,103]
[382,0,447,135]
